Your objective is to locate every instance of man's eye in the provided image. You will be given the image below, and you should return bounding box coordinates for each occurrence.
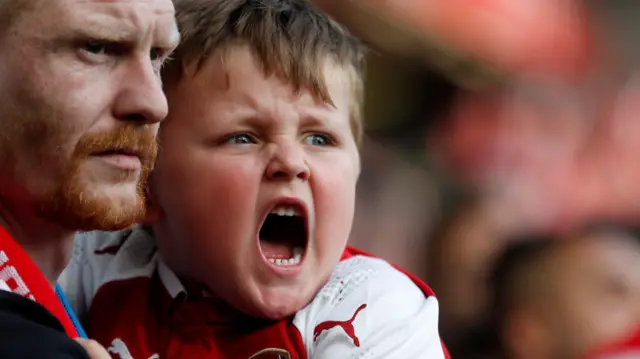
[304,134,333,147]
[80,41,126,58]
[82,41,107,55]
[224,133,256,145]
[150,47,162,61]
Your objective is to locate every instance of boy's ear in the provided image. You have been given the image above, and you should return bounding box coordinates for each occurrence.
[142,181,164,225]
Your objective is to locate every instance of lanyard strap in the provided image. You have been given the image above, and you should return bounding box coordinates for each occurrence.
[56,283,87,338]
[0,225,81,337]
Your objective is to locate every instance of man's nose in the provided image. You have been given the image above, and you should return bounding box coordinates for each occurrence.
[265,142,310,182]
[112,58,168,125]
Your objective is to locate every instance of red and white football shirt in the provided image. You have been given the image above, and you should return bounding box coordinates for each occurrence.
[61,227,449,358]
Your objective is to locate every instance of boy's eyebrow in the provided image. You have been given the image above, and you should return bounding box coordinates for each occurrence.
[233,115,269,128]
[301,106,343,126]
[300,114,329,127]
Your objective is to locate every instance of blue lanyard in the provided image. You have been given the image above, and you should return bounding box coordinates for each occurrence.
[55,283,88,338]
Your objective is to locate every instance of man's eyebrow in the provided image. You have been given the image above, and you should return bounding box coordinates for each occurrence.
[66,20,138,42]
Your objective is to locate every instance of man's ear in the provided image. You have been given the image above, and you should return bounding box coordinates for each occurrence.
[142,179,164,225]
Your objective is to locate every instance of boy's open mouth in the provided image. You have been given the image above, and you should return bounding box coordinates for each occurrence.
[258,200,308,267]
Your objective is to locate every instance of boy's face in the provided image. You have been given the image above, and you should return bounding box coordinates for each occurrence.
[151,46,360,319]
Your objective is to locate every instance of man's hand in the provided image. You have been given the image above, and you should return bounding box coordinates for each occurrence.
[74,338,112,359]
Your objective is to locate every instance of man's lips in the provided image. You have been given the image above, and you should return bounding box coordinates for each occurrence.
[91,149,142,171]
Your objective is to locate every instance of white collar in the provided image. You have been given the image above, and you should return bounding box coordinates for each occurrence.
[157,255,215,300]
[157,257,185,299]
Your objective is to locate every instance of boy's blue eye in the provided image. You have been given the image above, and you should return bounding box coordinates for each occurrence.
[224,133,255,144]
[304,134,332,146]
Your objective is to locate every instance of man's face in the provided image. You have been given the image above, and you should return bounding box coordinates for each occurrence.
[0,0,179,230]
[543,234,640,359]
[151,46,361,319]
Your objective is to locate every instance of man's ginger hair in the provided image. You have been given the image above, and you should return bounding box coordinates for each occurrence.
[166,0,366,143]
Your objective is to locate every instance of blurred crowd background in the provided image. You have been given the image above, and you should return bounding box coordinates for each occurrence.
[310,1,640,358]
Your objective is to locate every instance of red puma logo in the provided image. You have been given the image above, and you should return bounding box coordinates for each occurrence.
[313,304,367,347]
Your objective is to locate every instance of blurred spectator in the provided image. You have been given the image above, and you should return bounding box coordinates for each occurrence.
[488,225,640,359]
[427,189,557,353]
[311,0,593,87]
[427,72,640,230]
[583,325,640,359]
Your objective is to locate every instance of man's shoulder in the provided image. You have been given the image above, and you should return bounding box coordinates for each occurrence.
[0,291,90,359]
[0,289,65,331]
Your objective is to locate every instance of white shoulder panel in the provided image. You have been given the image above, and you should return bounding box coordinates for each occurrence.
[293,256,445,359]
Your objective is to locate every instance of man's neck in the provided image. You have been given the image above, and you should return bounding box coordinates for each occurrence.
[0,204,75,288]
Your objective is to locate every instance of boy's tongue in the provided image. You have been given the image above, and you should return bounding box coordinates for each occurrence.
[260,239,293,259]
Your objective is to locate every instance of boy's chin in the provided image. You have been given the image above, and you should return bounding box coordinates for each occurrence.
[246,287,315,320]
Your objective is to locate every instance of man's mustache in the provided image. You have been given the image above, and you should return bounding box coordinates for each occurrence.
[73,126,158,166]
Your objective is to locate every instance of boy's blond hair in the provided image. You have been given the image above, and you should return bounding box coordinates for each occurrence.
[165,0,366,143]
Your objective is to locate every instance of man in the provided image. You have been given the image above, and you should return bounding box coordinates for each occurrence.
[0,0,179,358]
[490,225,640,359]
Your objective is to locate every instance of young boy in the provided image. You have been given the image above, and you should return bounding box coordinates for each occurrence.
[61,0,449,357]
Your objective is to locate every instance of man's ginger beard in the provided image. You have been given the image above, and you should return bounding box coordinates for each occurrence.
[38,125,157,231]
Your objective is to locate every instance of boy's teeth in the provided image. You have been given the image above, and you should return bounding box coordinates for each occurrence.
[270,205,301,217]
[267,247,304,266]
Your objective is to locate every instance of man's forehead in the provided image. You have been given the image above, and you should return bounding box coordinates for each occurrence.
[70,0,175,9]
[31,0,175,14]
[27,0,178,43]
[68,0,176,23]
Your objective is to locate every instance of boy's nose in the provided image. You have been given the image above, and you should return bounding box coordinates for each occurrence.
[265,144,310,182]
